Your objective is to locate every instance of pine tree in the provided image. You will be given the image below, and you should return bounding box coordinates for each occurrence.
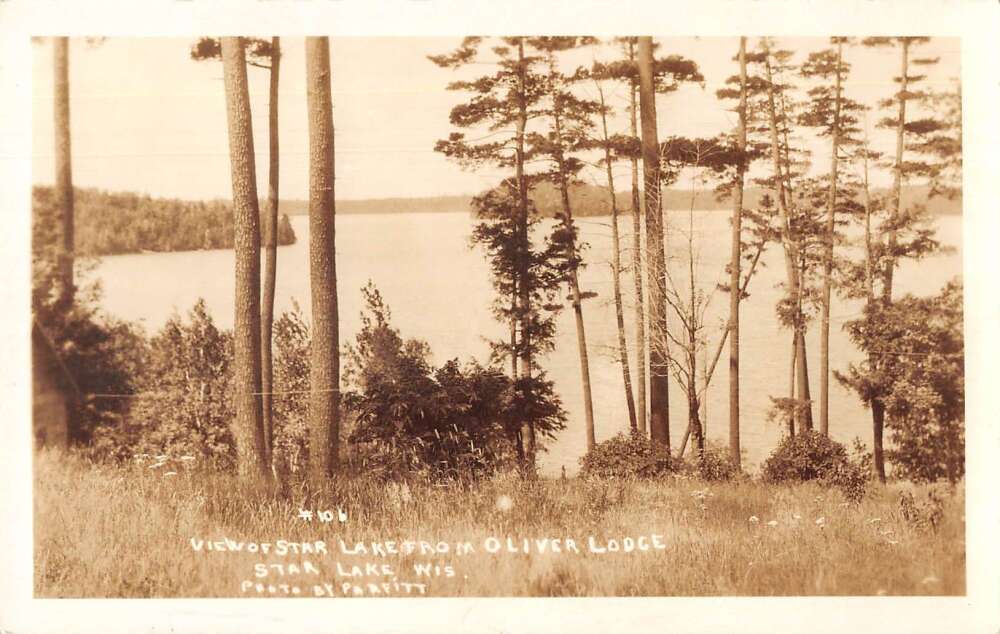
[636,37,671,451]
[839,36,955,482]
[527,36,600,450]
[191,36,281,466]
[799,37,865,436]
[591,38,703,437]
[53,37,74,311]
[305,36,340,479]
[220,37,269,479]
[588,71,639,433]
[727,37,748,465]
[430,37,551,471]
[758,37,816,434]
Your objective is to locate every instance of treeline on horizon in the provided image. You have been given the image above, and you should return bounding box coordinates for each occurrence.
[276,181,962,217]
[32,185,296,257]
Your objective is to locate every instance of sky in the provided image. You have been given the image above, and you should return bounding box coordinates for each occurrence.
[31,36,960,202]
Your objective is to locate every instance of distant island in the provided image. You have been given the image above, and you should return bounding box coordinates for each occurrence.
[284,182,963,217]
[32,186,296,257]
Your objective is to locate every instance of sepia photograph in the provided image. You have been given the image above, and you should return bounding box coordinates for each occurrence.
[3,1,999,632]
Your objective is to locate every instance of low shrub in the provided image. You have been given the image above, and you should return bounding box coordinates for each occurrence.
[681,442,742,482]
[762,430,848,483]
[578,431,673,480]
[763,431,872,503]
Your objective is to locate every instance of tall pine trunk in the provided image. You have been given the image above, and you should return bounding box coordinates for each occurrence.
[884,39,910,305]
[221,37,268,480]
[819,41,843,437]
[637,37,670,451]
[628,42,647,435]
[514,39,535,471]
[597,84,638,432]
[728,36,747,466]
[260,36,281,468]
[762,42,812,433]
[305,37,340,480]
[53,37,74,311]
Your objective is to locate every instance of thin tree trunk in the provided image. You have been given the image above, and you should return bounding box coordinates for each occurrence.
[728,36,747,467]
[53,37,74,311]
[762,41,812,432]
[514,39,535,472]
[637,37,670,452]
[678,240,765,461]
[596,84,638,433]
[221,37,268,480]
[260,37,280,468]
[861,124,886,484]
[628,41,647,435]
[872,397,887,483]
[884,39,910,305]
[549,92,596,452]
[788,330,797,437]
[819,41,842,437]
[305,37,340,480]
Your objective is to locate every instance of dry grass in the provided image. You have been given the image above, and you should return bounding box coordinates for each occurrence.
[33,449,965,597]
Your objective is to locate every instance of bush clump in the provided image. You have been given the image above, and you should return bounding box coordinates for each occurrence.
[681,442,742,482]
[762,430,849,483]
[763,431,872,503]
[578,431,673,480]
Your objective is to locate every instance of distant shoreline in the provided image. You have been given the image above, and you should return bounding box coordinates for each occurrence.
[282,183,962,217]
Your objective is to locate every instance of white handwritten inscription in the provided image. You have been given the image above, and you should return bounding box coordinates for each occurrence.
[297,508,348,523]
[190,533,667,597]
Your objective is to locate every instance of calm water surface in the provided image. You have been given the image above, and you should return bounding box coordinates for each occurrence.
[91,211,962,475]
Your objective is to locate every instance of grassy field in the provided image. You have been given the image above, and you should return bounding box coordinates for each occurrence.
[33,449,965,598]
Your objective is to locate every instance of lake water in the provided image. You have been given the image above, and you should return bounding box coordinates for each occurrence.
[90,211,962,476]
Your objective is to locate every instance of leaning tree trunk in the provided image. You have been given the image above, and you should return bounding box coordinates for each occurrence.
[221,37,269,480]
[305,37,340,480]
[819,41,842,437]
[550,101,596,452]
[597,83,638,432]
[637,37,670,452]
[762,42,813,433]
[260,36,281,468]
[728,36,748,467]
[53,37,74,311]
[628,41,648,436]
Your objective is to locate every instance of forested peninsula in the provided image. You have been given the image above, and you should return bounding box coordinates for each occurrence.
[32,186,297,256]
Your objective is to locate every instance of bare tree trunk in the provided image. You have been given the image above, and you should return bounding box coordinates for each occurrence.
[221,37,268,480]
[637,37,670,452]
[305,37,340,480]
[594,82,638,432]
[627,41,647,435]
[728,36,747,467]
[53,37,74,310]
[762,41,812,432]
[514,39,535,472]
[260,37,281,468]
[819,40,843,437]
